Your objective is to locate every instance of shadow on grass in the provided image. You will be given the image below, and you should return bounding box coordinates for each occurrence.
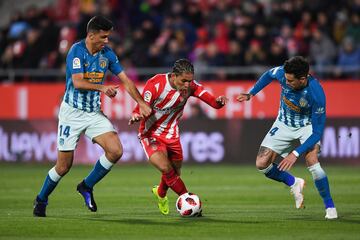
[59,214,271,226]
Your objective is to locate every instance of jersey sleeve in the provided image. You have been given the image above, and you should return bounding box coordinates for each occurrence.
[67,45,84,75]
[249,66,283,96]
[108,49,123,75]
[192,81,223,109]
[294,83,326,156]
[132,78,157,114]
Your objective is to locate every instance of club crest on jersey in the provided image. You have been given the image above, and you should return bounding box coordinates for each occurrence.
[59,138,64,146]
[73,58,81,69]
[299,97,308,107]
[144,91,152,102]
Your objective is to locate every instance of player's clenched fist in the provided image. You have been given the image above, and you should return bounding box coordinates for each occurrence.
[101,85,119,98]
[216,96,228,106]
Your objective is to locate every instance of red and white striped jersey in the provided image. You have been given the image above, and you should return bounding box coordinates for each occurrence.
[133,73,222,142]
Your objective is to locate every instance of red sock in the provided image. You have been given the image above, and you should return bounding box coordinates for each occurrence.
[163,169,187,196]
[158,175,169,198]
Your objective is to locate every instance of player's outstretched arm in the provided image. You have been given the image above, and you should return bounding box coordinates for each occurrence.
[117,71,151,118]
[236,93,252,102]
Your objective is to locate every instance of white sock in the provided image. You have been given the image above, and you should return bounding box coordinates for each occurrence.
[48,167,62,182]
[99,154,114,170]
[308,163,326,180]
[258,163,274,174]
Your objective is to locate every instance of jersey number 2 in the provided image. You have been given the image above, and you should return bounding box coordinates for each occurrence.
[59,125,71,138]
[269,127,279,136]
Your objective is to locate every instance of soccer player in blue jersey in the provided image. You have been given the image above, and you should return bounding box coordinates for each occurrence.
[237,56,337,219]
[33,16,151,217]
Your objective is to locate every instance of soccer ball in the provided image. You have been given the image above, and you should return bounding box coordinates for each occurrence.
[176,192,202,217]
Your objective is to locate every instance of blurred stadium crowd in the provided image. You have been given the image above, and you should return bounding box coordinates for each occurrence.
[0,0,359,82]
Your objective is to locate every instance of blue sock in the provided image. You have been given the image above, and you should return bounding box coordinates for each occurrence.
[308,163,335,209]
[262,163,295,186]
[315,177,335,208]
[84,156,113,188]
[38,167,61,202]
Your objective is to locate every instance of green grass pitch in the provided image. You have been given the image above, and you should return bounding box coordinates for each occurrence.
[0,163,359,239]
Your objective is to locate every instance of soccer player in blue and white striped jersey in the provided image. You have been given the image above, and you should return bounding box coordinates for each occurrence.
[237,56,337,219]
[33,16,151,217]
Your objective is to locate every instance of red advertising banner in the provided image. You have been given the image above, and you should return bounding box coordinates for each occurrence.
[0,119,359,164]
[0,81,359,119]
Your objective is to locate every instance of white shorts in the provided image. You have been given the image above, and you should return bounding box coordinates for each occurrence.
[261,119,320,157]
[57,101,116,151]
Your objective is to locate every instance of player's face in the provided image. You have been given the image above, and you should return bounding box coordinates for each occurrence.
[172,72,194,91]
[90,30,111,52]
[285,73,306,90]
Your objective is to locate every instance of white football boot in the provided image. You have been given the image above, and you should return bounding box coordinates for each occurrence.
[325,207,338,219]
[290,177,305,209]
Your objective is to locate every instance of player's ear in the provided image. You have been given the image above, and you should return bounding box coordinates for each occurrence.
[89,32,95,40]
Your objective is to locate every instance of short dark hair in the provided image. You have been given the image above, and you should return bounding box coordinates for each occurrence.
[87,16,113,33]
[284,56,309,79]
[172,59,194,75]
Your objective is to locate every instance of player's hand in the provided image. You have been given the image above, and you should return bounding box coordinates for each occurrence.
[278,153,297,171]
[216,96,228,106]
[128,113,142,125]
[236,93,252,102]
[138,101,152,118]
[102,85,119,98]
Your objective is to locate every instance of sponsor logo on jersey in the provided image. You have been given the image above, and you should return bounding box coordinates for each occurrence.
[84,72,104,83]
[282,96,301,112]
[73,58,81,69]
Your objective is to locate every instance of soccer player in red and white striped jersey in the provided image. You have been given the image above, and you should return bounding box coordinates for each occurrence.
[129,59,227,215]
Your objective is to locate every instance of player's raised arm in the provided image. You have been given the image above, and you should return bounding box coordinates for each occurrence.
[117,71,151,118]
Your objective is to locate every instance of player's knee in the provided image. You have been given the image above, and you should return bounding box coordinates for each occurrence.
[159,164,172,173]
[55,164,72,176]
[255,157,271,170]
[106,147,123,163]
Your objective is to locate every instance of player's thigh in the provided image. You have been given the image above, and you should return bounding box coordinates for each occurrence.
[57,102,87,151]
[261,120,296,158]
[140,137,171,172]
[167,140,184,175]
[304,144,320,167]
[55,150,74,176]
[84,112,122,159]
[93,131,123,161]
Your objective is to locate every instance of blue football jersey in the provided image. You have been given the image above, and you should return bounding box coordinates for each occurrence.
[64,40,123,112]
[249,66,326,155]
